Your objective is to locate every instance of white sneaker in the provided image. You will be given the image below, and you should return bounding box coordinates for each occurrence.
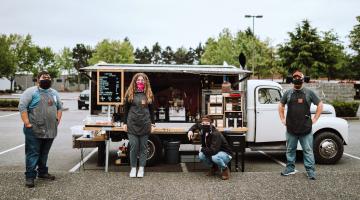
[129,167,137,178]
[137,167,144,178]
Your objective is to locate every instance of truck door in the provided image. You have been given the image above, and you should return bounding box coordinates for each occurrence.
[255,86,285,142]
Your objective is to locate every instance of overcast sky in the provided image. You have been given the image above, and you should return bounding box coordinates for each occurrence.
[0,0,359,52]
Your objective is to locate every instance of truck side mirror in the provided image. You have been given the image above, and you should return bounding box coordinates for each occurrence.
[286,76,292,84]
[304,76,310,83]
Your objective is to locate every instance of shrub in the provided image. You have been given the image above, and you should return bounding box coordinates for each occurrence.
[331,101,359,117]
[0,99,19,107]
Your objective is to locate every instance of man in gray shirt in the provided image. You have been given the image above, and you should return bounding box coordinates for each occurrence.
[18,71,62,188]
[278,70,323,180]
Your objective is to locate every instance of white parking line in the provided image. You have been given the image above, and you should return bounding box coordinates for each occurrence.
[0,144,25,155]
[344,153,360,160]
[69,148,98,173]
[180,163,188,173]
[257,150,287,167]
[0,113,19,118]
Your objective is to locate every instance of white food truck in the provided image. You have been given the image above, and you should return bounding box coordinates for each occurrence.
[75,62,348,168]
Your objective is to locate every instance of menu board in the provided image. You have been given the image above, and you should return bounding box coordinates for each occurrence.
[97,69,124,105]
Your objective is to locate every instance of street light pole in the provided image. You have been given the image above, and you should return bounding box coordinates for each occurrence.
[245,15,263,76]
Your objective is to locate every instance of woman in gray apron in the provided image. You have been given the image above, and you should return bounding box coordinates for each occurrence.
[123,73,155,178]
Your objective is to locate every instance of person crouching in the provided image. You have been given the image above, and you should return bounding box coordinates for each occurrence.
[187,115,232,180]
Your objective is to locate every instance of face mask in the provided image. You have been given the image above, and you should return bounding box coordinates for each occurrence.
[293,78,303,85]
[39,79,51,89]
[136,81,145,91]
[202,125,211,133]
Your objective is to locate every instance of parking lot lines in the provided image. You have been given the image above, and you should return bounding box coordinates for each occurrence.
[0,113,18,118]
[0,144,24,155]
[344,153,360,161]
[69,148,98,172]
[257,151,286,167]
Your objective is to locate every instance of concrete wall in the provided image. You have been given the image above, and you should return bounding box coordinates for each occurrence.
[281,82,355,103]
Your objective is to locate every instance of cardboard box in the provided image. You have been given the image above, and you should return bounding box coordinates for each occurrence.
[226,103,232,111]
[216,106,223,114]
[216,95,223,103]
[216,119,224,128]
[209,107,216,114]
[209,95,217,103]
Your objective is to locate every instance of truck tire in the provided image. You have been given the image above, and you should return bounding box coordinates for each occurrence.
[146,135,162,166]
[314,131,344,164]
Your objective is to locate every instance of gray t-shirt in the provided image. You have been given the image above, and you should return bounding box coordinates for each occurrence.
[280,87,321,107]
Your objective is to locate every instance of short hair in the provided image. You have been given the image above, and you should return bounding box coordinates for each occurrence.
[37,71,50,80]
[201,115,213,123]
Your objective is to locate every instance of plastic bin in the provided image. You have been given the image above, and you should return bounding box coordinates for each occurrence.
[165,141,181,164]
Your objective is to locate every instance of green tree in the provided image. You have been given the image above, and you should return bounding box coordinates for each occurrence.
[0,34,39,91]
[320,31,346,80]
[349,16,360,80]
[277,20,324,77]
[89,39,134,64]
[134,46,152,64]
[72,43,93,90]
[161,46,174,64]
[55,47,73,88]
[174,47,191,64]
[194,43,204,64]
[0,35,16,81]
[33,47,58,78]
[151,42,162,64]
[201,28,274,78]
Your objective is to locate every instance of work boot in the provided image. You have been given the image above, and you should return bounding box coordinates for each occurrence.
[221,167,230,180]
[206,165,219,176]
[25,178,35,188]
[38,173,55,180]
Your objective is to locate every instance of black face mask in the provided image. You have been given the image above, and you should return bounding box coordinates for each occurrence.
[202,125,211,133]
[292,78,303,85]
[39,79,51,89]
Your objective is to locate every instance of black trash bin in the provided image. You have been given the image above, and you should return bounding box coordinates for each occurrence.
[165,141,181,164]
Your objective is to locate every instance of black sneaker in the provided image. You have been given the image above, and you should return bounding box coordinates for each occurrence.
[25,178,34,188]
[38,173,55,180]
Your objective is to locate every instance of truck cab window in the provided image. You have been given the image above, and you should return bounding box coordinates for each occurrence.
[258,88,281,104]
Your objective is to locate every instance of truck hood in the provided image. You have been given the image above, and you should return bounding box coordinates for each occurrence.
[311,103,336,117]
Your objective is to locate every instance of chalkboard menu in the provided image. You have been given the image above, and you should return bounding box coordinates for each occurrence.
[97,69,124,105]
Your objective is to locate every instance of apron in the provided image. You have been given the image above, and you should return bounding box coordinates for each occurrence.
[286,90,312,136]
[28,89,58,138]
[127,92,151,136]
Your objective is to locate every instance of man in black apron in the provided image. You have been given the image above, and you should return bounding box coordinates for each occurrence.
[278,70,323,180]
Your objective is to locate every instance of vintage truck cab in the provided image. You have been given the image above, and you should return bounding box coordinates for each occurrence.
[75,63,348,166]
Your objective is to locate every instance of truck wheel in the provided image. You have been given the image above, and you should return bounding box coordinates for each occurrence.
[314,131,344,164]
[146,135,162,166]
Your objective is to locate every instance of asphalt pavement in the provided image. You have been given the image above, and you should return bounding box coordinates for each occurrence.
[1,92,360,199]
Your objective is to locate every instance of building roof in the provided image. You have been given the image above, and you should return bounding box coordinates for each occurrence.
[80,63,251,75]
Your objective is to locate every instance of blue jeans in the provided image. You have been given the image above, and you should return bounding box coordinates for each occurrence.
[128,134,149,168]
[23,127,54,179]
[198,151,231,170]
[285,132,315,174]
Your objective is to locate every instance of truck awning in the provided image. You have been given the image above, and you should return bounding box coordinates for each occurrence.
[80,63,251,75]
